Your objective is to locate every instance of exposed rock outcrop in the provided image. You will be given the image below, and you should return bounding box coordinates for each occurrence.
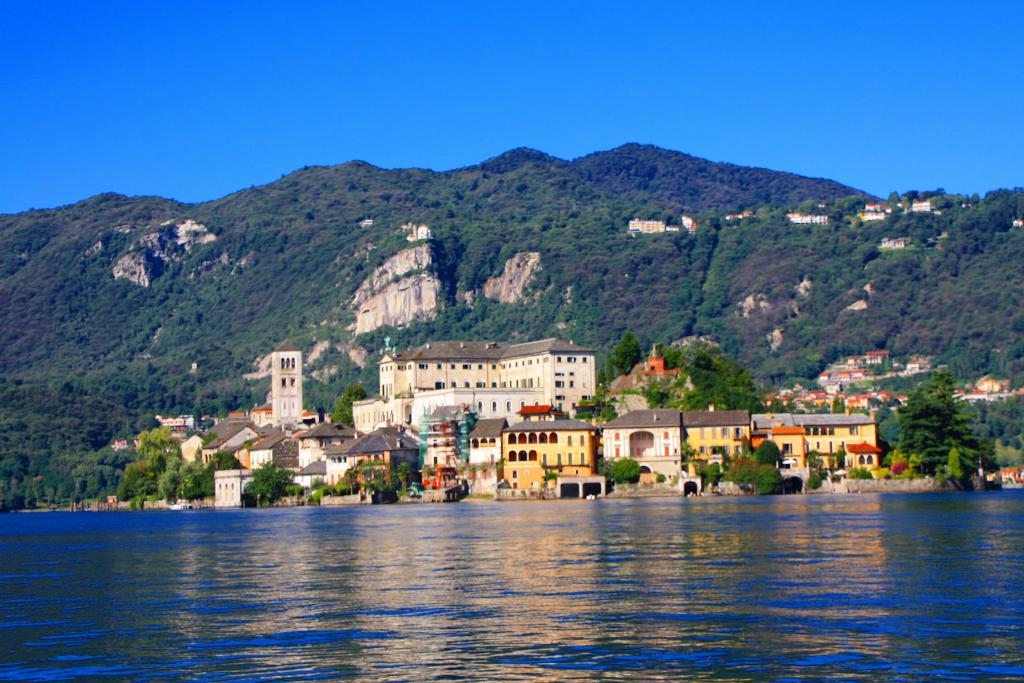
[767,327,783,352]
[337,344,370,368]
[307,340,330,364]
[112,219,216,287]
[795,276,813,298]
[844,299,869,312]
[483,251,541,304]
[738,293,771,317]
[244,352,274,380]
[353,272,440,335]
[352,244,432,308]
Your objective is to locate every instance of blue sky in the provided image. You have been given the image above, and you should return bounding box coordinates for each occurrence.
[1,1,1022,212]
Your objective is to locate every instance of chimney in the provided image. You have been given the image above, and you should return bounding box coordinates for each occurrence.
[708,404,716,412]
[425,343,431,349]
[460,342,465,348]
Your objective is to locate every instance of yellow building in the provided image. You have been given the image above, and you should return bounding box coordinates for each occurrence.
[682,410,751,463]
[501,419,600,491]
[751,413,881,472]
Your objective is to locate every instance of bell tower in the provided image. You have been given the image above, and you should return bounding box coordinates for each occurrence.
[271,341,303,426]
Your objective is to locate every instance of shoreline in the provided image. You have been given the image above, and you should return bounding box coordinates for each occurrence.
[10,482,1011,513]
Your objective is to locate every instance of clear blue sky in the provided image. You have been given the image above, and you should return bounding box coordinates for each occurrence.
[2,1,1022,213]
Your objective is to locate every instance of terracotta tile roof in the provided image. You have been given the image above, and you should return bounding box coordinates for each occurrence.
[603,409,684,429]
[846,442,882,453]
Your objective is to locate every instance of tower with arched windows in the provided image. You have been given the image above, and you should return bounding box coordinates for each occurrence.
[271,341,303,427]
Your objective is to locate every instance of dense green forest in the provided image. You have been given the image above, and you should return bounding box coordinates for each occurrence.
[2,143,1023,509]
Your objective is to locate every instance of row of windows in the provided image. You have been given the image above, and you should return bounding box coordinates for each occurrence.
[404,355,593,371]
[806,426,859,436]
[507,450,588,466]
[279,357,297,370]
[506,432,589,445]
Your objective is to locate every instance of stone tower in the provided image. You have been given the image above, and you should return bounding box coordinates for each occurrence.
[271,341,303,427]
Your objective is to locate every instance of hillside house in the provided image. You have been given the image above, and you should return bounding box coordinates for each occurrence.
[627,219,667,234]
[880,237,911,250]
[910,200,933,213]
[858,211,888,221]
[787,213,829,225]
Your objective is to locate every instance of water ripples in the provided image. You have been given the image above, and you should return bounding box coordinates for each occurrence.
[1,492,1023,681]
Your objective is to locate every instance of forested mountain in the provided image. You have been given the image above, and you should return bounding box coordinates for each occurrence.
[2,142,1023,508]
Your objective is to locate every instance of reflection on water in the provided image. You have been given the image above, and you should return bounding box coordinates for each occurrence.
[1,493,1023,681]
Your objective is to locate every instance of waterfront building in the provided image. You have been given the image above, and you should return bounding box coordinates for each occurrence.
[501,419,600,491]
[751,413,880,471]
[353,338,596,430]
[602,409,685,482]
[335,426,420,482]
[683,409,751,462]
[469,418,507,465]
[214,469,252,508]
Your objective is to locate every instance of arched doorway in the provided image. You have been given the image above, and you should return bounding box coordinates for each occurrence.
[783,476,803,494]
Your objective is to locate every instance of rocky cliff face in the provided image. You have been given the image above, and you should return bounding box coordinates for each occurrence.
[353,272,440,335]
[482,251,541,303]
[352,244,432,307]
[112,219,216,287]
[350,244,440,334]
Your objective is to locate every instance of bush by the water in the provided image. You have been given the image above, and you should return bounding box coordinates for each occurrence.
[725,458,783,495]
[609,458,641,484]
[847,467,874,480]
[807,472,823,490]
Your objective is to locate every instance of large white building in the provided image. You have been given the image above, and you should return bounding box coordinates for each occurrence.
[271,341,303,427]
[353,338,596,431]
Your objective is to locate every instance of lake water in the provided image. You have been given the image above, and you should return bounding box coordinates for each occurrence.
[1,493,1023,682]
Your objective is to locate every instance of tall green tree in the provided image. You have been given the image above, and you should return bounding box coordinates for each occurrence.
[754,440,781,466]
[245,463,294,506]
[899,370,980,476]
[136,427,181,473]
[331,384,367,426]
[608,332,643,378]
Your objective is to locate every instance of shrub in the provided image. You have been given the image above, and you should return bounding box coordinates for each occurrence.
[754,464,783,495]
[656,473,667,484]
[609,458,641,484]
[699,462,723,488]
[725,458,782,495]
[807,472,823,490]
[890,461,908,476]
[848,467,874,480]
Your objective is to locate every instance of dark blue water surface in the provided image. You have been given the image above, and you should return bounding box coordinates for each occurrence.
[1,492,1023,682]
